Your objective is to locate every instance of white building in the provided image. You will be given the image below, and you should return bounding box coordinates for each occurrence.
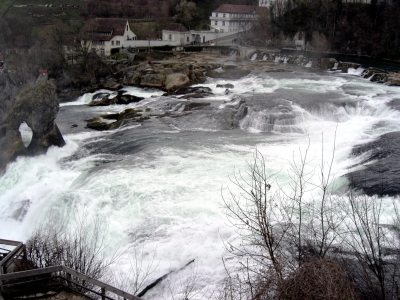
[209,4,258,33]
[259,0,276,7]
[162,23,191,45]
[82,19,137,56]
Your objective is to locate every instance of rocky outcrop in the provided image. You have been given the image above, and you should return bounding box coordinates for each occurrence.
[88,91,144,106]
[170,86,213,99]
[387,73,400,86]
[122,61,212,92]
[0,79,65,173]
[206,68,251,79]
[348,131,400,196]
[311,58,337,70]
[86,109,149,131]
[165,73,190,92]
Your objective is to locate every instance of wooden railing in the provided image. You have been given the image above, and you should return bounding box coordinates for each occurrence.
[0,265,141,300]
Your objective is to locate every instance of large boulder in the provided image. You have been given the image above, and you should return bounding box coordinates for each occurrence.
[312,58,337,70]
[88,91,144,106]
[206,68,251,79]
[165,73,190,92]
[13,81,65,155]
[86,109,148,131]
[140,74,164,88]
[387,73,400,86]
[0,80,65,172]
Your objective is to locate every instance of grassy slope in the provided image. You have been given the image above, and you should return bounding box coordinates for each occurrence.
[4,0,85,26]
[0,0,16,17]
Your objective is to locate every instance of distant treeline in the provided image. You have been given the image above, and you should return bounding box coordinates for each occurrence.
[272,0,400,59]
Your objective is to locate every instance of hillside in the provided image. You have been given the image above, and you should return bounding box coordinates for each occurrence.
[0,0,15,17]
[3,0,85,26]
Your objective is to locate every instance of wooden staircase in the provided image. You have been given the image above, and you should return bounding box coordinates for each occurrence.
[0,239,140,300]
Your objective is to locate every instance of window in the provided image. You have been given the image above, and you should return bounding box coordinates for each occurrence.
[216,13,218,17]
[222,21,225,26]
[215,21,217,25]
[116,40,120,45]
[187,36,189,42]
[169,34,172,40]
[112,41,114,46]
[126,25,128,31]
[223,13,225,17]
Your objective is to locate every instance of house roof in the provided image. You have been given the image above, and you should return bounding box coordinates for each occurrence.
[94,18,128,35]
[213,4,257,14]
[164,23,189,32]
[83,18,130,40]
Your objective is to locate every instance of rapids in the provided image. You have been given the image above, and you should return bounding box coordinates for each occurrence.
[1,63,400,298]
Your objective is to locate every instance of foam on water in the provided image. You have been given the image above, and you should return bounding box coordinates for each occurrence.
[61,87,164,107]
[348,67,365,76]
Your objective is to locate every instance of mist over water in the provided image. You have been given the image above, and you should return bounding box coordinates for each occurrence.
[1,65,400,298]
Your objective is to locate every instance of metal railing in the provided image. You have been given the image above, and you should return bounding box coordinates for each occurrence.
[0,265,141,300]
[0,239,140,300]
[0,239,26,275]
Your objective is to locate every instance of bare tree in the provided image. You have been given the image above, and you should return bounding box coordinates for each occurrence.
[310,31,331,53]
[26,211,118,283]
[339,192,400,300]
[113,242,159,296]
[174,0,197,29]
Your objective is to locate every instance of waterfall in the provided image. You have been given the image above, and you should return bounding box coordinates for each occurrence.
[348,67,365,76]
[333,62,339,70]
[250,53,257,61]
[305,60,313,68]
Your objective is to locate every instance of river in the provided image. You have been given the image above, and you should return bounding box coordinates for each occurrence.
[1,59,400,298]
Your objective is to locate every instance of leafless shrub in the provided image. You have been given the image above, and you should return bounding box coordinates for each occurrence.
[278,258,360,300]
[338,192,400,300]
[25,211,118,283]
[112,242,159,296]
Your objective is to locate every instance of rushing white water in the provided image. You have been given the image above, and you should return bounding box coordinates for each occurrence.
[348,67,365,76]
[250,53,257,61]
[1,64,400,299]
[305,60,313,67]
[333,62,339,69]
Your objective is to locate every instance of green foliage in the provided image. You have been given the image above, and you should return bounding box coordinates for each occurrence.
[152,45,175,51]
[184,46,203,52]
[110,47,120,55]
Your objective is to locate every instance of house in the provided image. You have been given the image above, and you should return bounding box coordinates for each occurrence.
[162,23,191,45]
[82,19,137,56]
[209,4,258,33]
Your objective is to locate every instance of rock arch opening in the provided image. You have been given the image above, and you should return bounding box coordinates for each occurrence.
[19,122,33,148]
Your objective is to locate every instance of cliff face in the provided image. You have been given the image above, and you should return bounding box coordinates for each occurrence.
[0,74,65,174]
